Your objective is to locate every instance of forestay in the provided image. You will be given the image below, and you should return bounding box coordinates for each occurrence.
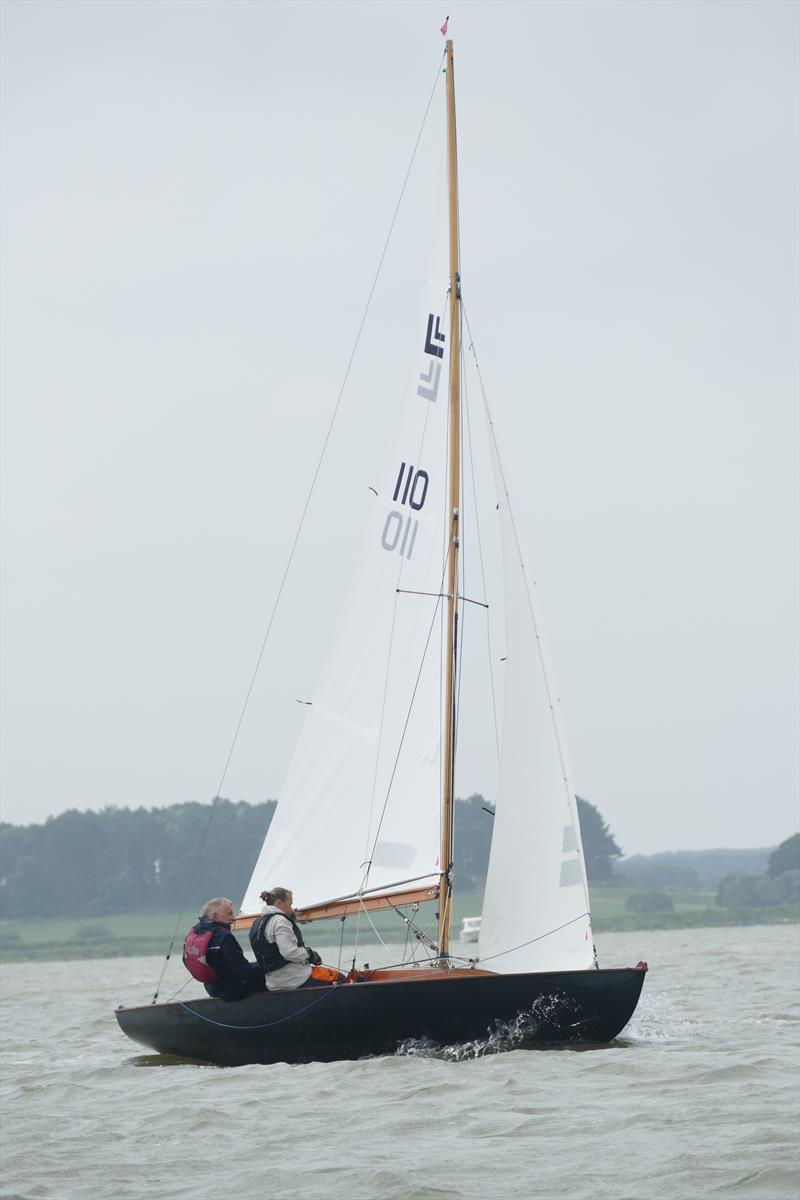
[478,426,595,973]
[241,276,451,916]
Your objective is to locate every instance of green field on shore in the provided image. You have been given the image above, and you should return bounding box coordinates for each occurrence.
[1,886,797,962]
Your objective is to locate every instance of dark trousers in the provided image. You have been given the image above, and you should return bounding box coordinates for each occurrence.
[212,974,268,1003]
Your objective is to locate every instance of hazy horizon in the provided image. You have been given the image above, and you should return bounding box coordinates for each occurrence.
[0,791,788,862]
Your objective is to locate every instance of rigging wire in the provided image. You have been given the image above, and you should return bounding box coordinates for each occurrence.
[352,957,443,974]
[416,911,440,964]
[461,328,501,764]
[362,581,402,873]
[387,898,437,950]
[165,977,192,1003]
[451,911,592,967]
[147,53,446,1004]
[452,310,468,781]
[453,314,465,754]
[362,530,454,887]
[335,914,346,974]
[356,898,391,951]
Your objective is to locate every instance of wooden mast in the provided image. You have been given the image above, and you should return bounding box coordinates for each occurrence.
[438,37,461,964]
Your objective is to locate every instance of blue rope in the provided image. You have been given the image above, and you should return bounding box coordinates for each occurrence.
[177,918,350,1031]
[178,985,338,1031]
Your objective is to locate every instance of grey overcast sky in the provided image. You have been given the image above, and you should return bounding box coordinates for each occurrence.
[1,0,798,855]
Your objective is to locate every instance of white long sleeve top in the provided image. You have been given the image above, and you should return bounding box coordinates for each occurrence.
[260,907,312,992]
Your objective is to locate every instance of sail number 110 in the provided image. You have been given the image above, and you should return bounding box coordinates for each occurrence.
[381,462,429,561]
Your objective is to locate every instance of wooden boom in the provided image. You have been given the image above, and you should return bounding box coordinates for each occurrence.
[231,883,439,931]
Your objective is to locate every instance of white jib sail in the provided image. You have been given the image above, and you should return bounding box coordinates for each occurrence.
[478,420,595,973]
[241,283,451,915]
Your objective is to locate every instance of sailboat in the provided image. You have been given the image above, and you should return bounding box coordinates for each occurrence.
[115,39,646,1067]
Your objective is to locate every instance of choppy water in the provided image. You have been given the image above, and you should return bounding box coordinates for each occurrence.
[1,925,798,1200]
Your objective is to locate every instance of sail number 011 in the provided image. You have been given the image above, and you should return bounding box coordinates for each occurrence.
[381,462,429,561]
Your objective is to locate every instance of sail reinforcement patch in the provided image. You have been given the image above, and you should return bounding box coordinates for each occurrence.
[559,858,583,888]
[372,842,416,869]
[562,824,578,853]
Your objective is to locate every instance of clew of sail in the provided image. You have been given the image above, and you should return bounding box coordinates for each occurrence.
[241,282,451,918]
[478,424,595,973]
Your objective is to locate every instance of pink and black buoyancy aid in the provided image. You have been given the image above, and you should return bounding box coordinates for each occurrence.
[183,921,228,983]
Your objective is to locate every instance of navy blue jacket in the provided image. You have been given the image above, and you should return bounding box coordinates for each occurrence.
[192,920,266,1002]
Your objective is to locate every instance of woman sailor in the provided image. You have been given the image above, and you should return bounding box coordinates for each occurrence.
[249,887,343,988]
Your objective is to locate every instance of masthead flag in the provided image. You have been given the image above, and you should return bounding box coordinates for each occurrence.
[440,16,449,37]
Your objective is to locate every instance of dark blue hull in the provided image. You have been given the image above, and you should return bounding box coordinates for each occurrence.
[115,967,646,1066]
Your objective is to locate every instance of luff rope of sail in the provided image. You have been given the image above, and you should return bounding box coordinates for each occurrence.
[147,53,447,1007]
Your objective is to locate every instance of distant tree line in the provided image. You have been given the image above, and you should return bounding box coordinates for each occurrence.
[715,834,799,909]
[0,801,276,919]
[614,846,774,892]
[0,794,623,919]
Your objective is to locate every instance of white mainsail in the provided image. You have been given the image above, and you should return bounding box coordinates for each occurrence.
[241,38,594,971]
[478,424,595,973]
[241,283,450,915]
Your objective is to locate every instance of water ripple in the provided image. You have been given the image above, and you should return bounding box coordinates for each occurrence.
[1,926,798,1200]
